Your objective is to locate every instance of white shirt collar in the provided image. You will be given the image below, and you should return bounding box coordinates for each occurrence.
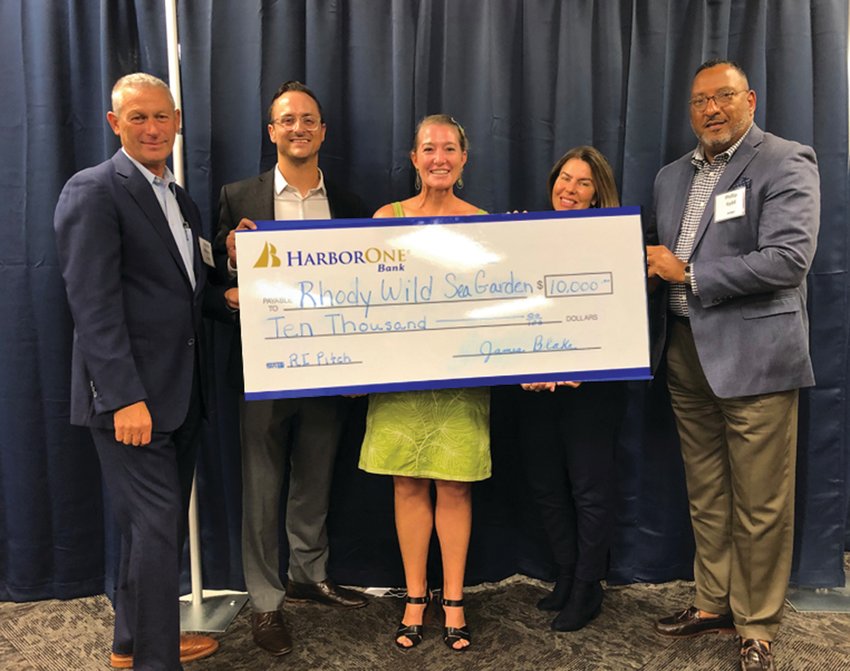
[274,165,326,196]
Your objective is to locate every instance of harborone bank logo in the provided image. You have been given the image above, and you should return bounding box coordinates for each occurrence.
[254,242,408,272]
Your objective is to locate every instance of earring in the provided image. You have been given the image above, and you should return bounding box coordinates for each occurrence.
[415,173,422,191]
[456,176,464,190]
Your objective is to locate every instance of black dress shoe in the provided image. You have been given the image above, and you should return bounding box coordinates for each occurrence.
[537,574,574,611]
[740,639,775,671]
[251,610,292,656]
[286,578,369,608]
[551,578,603,631]
[655,606,735,637]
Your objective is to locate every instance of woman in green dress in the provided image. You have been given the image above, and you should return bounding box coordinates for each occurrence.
[359,115,490,652]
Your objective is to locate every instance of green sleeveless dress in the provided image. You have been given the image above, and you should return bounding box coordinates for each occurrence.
[358,202,491,481]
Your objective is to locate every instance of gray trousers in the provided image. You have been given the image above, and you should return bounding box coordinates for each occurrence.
[240,396,345,613]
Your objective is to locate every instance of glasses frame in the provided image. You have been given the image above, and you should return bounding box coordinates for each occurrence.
[688,89,748,111]
[271,115,322,131]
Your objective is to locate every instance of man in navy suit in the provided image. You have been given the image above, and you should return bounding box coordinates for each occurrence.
[213,81,368,657]
[54,73,222,670]
[646,60,819,671]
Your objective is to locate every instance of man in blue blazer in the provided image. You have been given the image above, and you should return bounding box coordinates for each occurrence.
[54,73,222,670]
[646,60,819,671]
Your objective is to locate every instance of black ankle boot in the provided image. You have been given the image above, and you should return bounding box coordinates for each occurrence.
[537,574,574,611]
[551,579,602,631]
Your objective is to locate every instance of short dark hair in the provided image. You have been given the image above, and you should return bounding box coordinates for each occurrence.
[695,59,750,87]
[267,80,324,122]
[547,146,619,209]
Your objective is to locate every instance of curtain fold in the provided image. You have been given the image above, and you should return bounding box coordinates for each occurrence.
[1,0,847,601]
[0,0,168,600]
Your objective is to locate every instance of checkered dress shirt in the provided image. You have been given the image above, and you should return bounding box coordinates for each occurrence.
[668,126,751,316]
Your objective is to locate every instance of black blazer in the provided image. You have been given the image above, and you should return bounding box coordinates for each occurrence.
[213,168,368,388]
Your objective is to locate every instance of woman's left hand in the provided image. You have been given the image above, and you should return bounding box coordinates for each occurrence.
[521,382,557,392]
[520,381,581,392]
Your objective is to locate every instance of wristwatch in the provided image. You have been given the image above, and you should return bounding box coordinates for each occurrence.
[683,263,692,287]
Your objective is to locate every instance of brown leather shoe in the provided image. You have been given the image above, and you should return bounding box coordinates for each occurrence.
[655,606,735,637]
[110,652,133,669]
[251,610,292,656]
[109,633,219,668]
[740,638,776,671]
[286,578,368,608]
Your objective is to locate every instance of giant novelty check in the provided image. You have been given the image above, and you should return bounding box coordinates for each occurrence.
[236,208,651,400]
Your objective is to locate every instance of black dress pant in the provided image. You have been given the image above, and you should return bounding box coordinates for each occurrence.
[519,382,627,582]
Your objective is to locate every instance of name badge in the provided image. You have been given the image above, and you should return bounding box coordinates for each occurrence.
[199,237,215,267]
[714,186,746,222]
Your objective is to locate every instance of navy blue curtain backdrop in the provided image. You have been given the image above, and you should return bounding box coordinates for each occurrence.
[1,0,847,602]
[0,0,170,600]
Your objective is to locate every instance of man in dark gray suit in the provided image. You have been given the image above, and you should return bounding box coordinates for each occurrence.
[646,60,819,671]
[54,73,222,670]
[214,81,368,657]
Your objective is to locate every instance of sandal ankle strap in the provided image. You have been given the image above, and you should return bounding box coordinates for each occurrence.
[405,594,429,605]
[441,598,464,607]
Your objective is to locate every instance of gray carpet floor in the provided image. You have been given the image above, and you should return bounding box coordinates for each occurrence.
[2,575,850,670]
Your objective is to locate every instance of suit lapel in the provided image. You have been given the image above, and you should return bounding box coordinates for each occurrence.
[691,126,762,253]
[256,169,276,221]
[663,161,696,248]
[112,152,194,290]
[326,180,340,219]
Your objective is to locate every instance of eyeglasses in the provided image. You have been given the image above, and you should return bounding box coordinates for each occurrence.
[272,115,321,131]
[689,90,747,110]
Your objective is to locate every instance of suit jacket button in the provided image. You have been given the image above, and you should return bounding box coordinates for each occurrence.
[187,338,195,346]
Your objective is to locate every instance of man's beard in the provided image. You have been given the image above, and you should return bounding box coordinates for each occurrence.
[697,116,748,155]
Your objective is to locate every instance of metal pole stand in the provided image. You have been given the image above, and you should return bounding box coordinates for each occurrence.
[786,582,850,614]
[163,0,249,634]
[179,475,248,632]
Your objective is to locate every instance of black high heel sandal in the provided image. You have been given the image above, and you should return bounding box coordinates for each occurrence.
[440,598,471,652]
[394,594,430,650]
